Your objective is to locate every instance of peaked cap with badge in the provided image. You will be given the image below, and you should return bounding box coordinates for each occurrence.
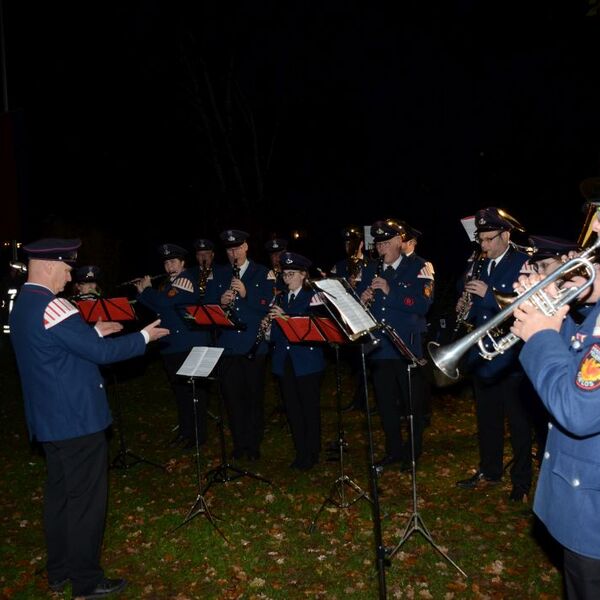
[73,265,101,283]
[264,238,288,253]
[219,229,249,248]
[23,238,81,264]
[370,219,406,243]
[193,238,214,251]
[280,252,311,271]
[157,243,188,260]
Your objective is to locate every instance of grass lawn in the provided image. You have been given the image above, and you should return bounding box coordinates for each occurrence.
[0,341,563,599]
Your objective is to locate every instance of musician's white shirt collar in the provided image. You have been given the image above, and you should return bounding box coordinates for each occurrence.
[384,255,403,271]
[289,286,302,301]
[237,259,250,278]
[489,246,510,274]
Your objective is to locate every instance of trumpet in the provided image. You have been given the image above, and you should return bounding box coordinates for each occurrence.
[428,237,600,382]
[117,274,165,287]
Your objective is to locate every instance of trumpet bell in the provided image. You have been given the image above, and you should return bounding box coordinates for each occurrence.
[427,341,461,383]
[494,290,518,311]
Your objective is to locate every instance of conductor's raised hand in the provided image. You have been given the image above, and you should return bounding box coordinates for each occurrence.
[143,319,170,341]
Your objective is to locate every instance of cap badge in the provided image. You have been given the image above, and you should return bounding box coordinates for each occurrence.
[272,242,279,249]
[376,227,384,235]
[86,269,94,278]
[478,217,486,225]
[163,244,170,255]
[285,257,293,264]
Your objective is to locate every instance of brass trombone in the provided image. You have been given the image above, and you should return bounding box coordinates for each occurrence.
[428,237,600,382]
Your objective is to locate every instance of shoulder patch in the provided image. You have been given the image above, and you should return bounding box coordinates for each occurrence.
[417,262,435,279]
[172,277,194,293]
[576,344,600,391]
[423,281,434,298]
[44,298,79,329]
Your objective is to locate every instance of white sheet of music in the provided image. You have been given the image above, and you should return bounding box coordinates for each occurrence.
[177,346,224,378]
[313,279,378,336]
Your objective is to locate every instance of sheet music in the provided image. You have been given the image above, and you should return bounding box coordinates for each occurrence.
[176,346,224,377]
[313,279,378,335]
[461,215,476,242]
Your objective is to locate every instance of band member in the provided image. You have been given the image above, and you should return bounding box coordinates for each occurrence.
[511,205,600,598]
[71,265,101,300]
[9,238,168,598]
[267,252,325,469]
[135,244,207,449]
[330,225,369,288]
[358,219,434,471]
[521,235,580,463]
[192,238,217,298]
[265,238,288,294]
[455,207,532,502]
[214,229,273,460]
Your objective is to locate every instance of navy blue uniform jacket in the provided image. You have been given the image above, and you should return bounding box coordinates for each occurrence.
[270,288,326,377]
[212,261,273,356]
[463,246,528,378]
[10,283,146,442]
[137,268,208,352]
[356,253,434,359]
[520,301,600,559]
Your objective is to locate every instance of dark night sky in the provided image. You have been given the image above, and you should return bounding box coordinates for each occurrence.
[2,1,600,286]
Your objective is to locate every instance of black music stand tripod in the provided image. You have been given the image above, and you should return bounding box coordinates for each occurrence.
[169,349,227,540]
[385,360,467,578]
[109,366,165,471]
[75,296,164,471]
[310,341,372,533]
[202,369,272,496]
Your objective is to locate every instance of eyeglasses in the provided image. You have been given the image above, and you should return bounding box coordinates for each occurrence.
[282,271,300,278]
[477,232,502,245]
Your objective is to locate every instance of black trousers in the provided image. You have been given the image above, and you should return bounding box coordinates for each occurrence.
[42,431,107,596]
[219,354,267,454]
[163,351,207,443]
[473,373,532,490]
[370,359,425,461]
[564,547,600,599]
[279,357,322,462]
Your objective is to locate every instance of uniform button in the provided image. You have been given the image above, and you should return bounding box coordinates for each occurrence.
[381,318,386,323]
[544,451,550,460]
[548,422,553,430]
[286,346,290,350]
[573,478,580,487]
[99,383,103,389]
[381,307,386,311]
[483,315,487,320]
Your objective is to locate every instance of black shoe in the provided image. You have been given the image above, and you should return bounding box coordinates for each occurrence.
[49,578,69,592]
[374,455,402,469]
[80,578,127,599]
[456,471,501,489]
[509,486,529,503]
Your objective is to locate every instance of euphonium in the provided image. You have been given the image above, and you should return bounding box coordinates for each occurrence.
[428,237,600,382]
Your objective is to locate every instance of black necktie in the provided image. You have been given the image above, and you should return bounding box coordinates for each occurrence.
[384,265,394,279]
[489,260,496,275]
[289,293,295,303]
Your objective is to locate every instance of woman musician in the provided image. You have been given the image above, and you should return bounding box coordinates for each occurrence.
[266,252,325,470]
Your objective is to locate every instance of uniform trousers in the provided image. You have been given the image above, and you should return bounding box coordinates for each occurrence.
[163,351,207,444]
[370,358,425,461]
[564,547,600,599]
[473,373,532,491]
[279,356,322,463]
[219,354,267,455]
[42,431,107,596]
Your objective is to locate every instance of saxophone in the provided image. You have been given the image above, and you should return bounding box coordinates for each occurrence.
[198,260,210,296]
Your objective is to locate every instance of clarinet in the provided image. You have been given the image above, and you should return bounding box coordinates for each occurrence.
[223,259,240,319]
[365,256,385,308]
[452,250,485,337]
[246,291,282,360]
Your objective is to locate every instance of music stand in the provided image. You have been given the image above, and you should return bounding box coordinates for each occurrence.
[308,278,388,599]
[170,346,227,540]
[182,304,273,496]
[267,314,371,531]
[364,314,468,577]
[75,297,164,471]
